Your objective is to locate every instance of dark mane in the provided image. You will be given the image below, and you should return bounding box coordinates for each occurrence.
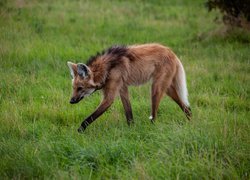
[86,45,128,66]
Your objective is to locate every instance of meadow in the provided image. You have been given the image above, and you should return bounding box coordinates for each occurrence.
[0,0,249,179]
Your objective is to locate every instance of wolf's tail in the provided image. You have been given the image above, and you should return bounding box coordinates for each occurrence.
[174,59,190,107]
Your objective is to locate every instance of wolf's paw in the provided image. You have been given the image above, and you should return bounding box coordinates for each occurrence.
[77,126,85,133]
[149,115,155,124]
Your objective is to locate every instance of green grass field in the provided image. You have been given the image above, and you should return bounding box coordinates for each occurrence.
[0,0,249,179]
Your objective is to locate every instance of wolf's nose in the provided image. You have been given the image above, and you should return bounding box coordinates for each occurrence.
[70,98,76,104]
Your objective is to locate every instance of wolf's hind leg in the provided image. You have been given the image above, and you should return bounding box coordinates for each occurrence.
[150,71,175,122]
[167,85,192,119]
[150,81,165,122]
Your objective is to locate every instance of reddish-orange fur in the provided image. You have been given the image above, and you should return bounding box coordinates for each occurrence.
[67,43,191,132]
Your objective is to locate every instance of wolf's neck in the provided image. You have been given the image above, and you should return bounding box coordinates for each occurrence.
[89,59,110,87]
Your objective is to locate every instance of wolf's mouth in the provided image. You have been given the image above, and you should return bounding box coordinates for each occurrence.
[70,96,84,104]
[78,95,84,101]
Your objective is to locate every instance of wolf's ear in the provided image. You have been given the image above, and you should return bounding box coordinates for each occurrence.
[77,63,90,78]
[67,61,77,79]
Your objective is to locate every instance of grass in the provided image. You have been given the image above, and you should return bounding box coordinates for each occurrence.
[0,0,249,179]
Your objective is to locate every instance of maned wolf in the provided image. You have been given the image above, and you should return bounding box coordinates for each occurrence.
[67,43,191,133]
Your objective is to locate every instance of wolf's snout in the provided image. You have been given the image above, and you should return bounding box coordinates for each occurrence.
[70,97,77,104]
[70,96,84,104]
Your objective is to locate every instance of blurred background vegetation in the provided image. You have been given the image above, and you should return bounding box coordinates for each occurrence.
[206,0,250,30]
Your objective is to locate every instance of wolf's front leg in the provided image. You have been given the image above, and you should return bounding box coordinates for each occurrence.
[120,86,133,125]
[78,75,123,133]
[78,97,115,133]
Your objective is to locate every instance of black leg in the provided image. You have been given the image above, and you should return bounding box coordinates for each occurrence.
[78,97,114,133]
[120,86,133,125]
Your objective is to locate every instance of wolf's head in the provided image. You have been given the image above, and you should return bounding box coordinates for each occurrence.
[67,62,96,104]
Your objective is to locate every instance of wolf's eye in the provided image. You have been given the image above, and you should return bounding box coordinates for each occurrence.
[77,87,83,91]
